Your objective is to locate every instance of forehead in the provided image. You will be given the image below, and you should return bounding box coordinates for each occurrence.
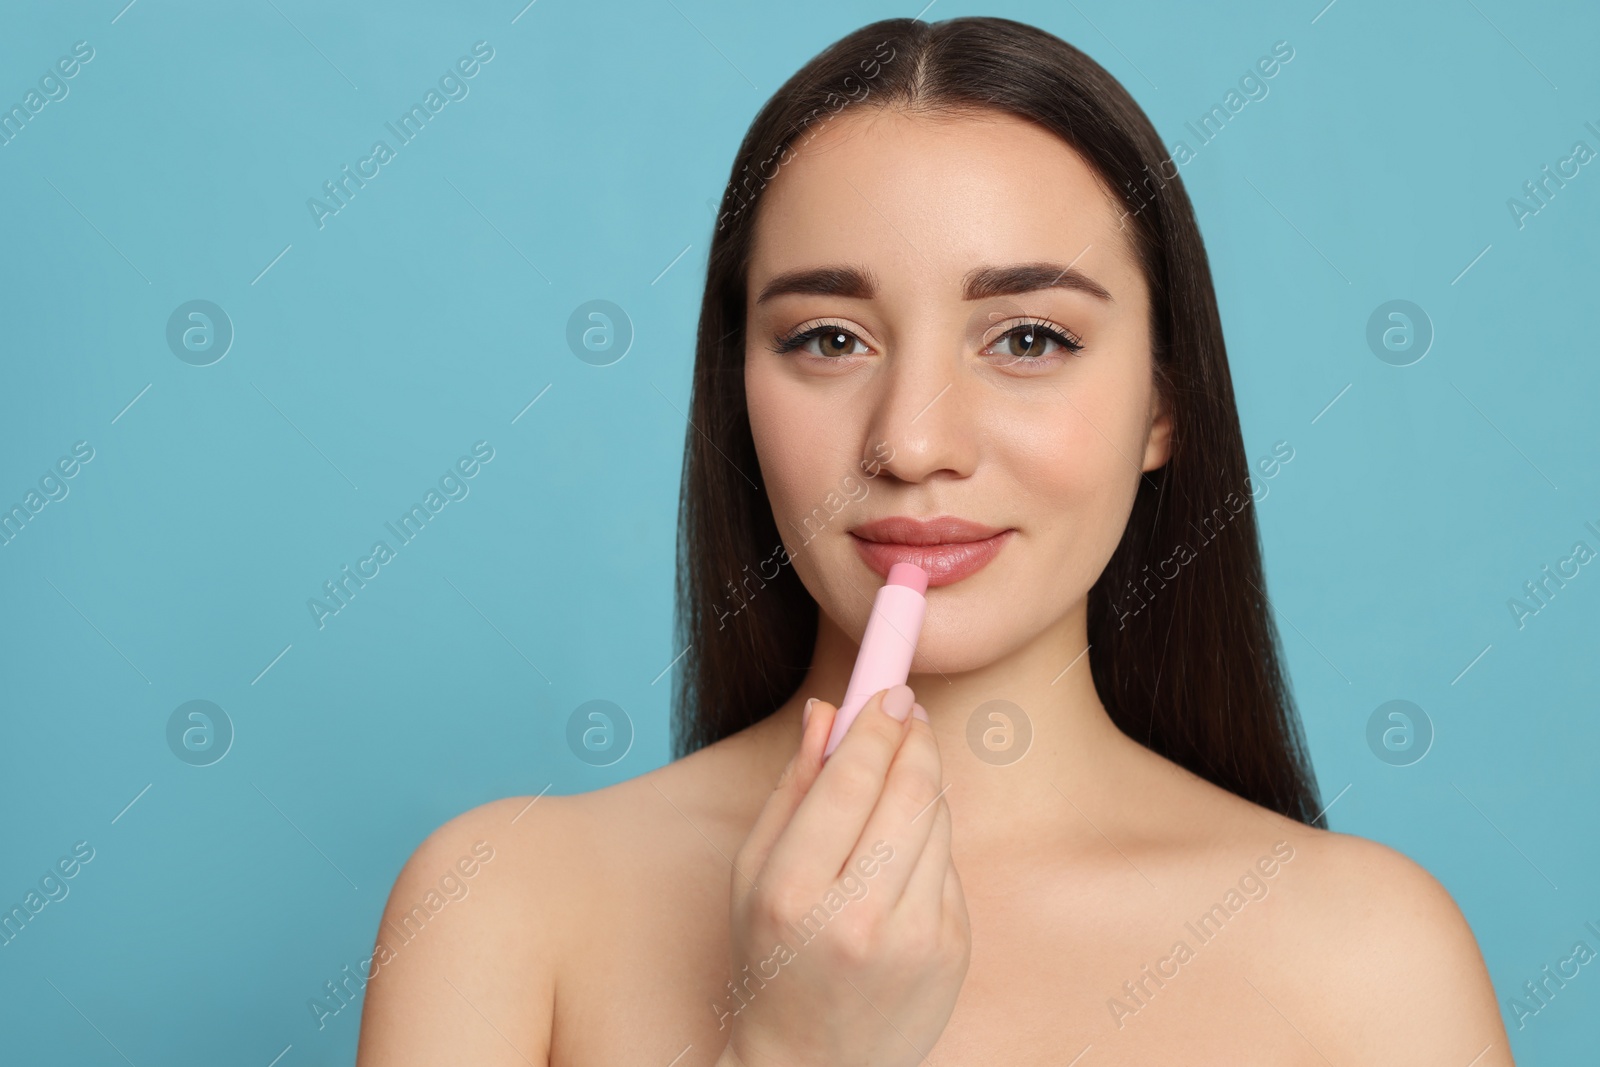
[746,106,1143,302]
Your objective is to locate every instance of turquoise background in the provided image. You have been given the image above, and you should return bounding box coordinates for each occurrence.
[1,0,1595,1061]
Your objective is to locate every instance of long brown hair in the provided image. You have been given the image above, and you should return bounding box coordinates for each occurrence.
[671,16,1325,827]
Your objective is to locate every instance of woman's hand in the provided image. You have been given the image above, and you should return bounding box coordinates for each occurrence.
[717,684,971,1067]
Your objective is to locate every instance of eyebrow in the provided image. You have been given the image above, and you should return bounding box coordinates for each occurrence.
[754,261,1114,305]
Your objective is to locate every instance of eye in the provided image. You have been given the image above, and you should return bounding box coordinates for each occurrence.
[770,320,871,359]
[983,318,1084,365]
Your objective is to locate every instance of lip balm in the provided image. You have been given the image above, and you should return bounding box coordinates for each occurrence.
[822,561,929,758]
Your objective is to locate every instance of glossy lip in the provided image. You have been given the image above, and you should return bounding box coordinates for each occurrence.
[849,516,1015,588]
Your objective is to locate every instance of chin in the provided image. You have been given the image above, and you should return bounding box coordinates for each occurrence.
[911,598,1040,675]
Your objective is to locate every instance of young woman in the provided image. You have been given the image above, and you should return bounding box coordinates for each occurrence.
[356,16,1512,1066]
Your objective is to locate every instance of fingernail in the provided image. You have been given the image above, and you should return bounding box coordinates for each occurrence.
[882,684,914,722]
[802,698,815,731]
[911,702,928,722]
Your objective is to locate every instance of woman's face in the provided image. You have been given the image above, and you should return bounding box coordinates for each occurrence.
[744,106,1171,673]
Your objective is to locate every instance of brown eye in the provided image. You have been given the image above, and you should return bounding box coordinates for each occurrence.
[1006,326,1051,359]
[983,319,1084,364]
[773,323,869,358]
[815,329,860,358]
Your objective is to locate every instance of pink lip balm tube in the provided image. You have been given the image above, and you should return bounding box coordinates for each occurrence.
[822,561,929,759]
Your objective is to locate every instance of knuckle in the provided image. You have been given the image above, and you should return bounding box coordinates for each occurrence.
[887,755,943,814]
[829,913,880,965]
[907,740,944,786]
[758,883,809,929]
[908,718,944,767]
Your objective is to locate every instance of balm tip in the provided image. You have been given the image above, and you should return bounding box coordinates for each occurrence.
[887,562,929,595]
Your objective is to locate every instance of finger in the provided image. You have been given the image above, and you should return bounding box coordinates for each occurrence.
[845,713,946,908]
[760,684,915,894]
[734,698,838,892]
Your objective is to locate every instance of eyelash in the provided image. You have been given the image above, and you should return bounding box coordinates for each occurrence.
[769,316,1085,364]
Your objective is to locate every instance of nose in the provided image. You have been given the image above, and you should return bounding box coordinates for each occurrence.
[862,342,977,484]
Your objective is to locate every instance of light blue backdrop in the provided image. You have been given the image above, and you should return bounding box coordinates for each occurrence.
[1,0,1595,1062]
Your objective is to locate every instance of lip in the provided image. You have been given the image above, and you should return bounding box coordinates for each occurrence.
[849,516,1015,588]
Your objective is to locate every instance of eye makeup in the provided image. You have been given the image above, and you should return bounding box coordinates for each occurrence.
[769,315,1085,365]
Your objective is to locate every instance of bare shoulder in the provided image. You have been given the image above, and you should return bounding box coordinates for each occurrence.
[353,792,581,1066]
[1126,748,1514,1063]
[1259,825,1515,1065]
[353,784,649,1066]
[354,727,780,1066]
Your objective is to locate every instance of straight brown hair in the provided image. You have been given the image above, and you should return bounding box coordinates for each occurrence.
[671,16,1325,828]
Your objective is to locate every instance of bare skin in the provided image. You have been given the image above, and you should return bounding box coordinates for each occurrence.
[355,108,1514,1066]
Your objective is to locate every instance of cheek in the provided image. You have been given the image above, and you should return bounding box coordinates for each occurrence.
[746,360,847,524]
[1006,391,1138,512]
[1000,364,1152,565]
